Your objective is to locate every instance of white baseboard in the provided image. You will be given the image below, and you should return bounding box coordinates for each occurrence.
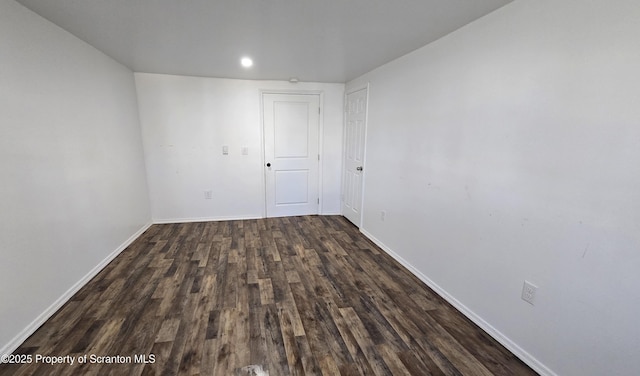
[0,221,153,357]
[153,213,345,224]
[153,215,263,224]
[359,228,557,376]
[320,211,342,216]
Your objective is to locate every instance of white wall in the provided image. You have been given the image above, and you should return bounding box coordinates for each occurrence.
[135,73,344,222]
[0,0,151,354]
[348,0,640,375]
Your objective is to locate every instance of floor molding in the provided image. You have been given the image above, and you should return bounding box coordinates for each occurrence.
[359,228,557,376]
[153,215,262,224]
[0,221,153,357]
[320,211,342,216]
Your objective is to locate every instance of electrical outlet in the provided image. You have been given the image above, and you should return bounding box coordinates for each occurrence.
[204,190,213,200]
[380,210,386,221]
[521,280,537,305]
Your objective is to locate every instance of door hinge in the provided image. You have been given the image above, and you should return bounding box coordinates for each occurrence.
[317,198,320,204]
[318,107,321,115]
[318,154,320,161]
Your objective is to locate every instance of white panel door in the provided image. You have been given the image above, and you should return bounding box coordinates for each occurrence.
[342,87,367,226]
[263,93,320,217]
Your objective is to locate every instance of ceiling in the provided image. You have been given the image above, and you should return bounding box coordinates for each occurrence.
[16,0,512,83]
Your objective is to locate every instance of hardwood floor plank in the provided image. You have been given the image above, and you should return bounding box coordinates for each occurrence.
[339,307,393,376]
[149,340,175,373]
[261,304,290,375]
[1,216,538,376]
[248,293,266,367]
[288,285,330,359]
[258,278,275,305]
[278,306,305,375]
[212,309,235,376]
[377,344,412,376]
[233,307,251,370]
[296,335,322,375]
[318,355,341,376]
[398,349,442,376]
[155,318,181,343]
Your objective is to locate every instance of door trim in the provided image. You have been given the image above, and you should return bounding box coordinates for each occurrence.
[342,83,369,228]
[260,90,324,218]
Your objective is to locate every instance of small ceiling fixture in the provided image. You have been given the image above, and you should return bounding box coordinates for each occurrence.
[240,57,253,68]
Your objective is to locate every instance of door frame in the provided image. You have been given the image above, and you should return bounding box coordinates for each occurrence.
[341,83,369,228]
[260,90,324,218]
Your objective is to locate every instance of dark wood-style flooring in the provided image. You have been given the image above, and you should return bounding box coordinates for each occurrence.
[1,216,536,375]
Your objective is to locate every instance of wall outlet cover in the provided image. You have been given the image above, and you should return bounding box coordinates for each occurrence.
[521,280,538,305]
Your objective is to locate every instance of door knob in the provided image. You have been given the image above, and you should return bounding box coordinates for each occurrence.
[356,166,363,171]
[266,163,271,167]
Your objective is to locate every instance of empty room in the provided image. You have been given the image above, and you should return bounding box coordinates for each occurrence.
[1,0,638,375]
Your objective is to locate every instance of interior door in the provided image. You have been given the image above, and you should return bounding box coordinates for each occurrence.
[342,87,368,227]
[263,93,320,218]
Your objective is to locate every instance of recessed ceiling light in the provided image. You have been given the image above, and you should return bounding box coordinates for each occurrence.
[240,57,253,68]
